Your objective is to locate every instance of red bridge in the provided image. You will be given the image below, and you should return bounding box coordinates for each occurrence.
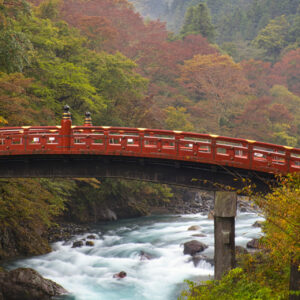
[0,107,299,190]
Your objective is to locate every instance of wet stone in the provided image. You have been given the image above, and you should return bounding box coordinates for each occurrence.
[183,240,208,256]
[86,241,95,247]
[72,241,84,248]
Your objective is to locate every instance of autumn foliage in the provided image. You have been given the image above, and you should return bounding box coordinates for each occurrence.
[257,174,300,264]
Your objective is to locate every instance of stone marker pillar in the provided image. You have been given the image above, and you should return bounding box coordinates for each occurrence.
[214,191,237,280]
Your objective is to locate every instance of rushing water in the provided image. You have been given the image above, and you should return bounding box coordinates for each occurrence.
[7,212,263,300]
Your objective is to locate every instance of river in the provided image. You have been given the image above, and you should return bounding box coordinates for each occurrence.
[7,212,263,300]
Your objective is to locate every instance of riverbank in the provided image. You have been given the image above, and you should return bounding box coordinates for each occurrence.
[0,189,261,300]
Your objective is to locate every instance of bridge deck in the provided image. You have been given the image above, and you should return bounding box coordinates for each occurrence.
[0,126,299,175]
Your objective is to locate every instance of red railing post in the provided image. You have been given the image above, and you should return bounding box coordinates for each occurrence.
[103,128,109,153]
[60,105,72,152]
[23,128,29,153]
[248,142,254,170]
[138,129,145,153]
[211,137,217,161]
[174,132,182,157]
[84,112,92,127]
[285,148,291,173]
[83,112,92,148]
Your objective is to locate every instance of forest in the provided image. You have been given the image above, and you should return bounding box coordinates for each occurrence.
[0,0,299,299]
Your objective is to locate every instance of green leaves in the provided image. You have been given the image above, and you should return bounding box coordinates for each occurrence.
[253,16,289,61]
[180,3,215,42]
[0,29,32,73]
[85,51,148,126]
[164,106,194,131]
[35,58,105,115]
[180,268,274,300]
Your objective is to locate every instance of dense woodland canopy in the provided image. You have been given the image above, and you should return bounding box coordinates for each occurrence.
[0,2,299,294]
[1,0,300,145]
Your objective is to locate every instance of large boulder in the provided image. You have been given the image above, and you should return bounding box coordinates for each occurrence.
[0,268,68,300]
[183,240,208,256]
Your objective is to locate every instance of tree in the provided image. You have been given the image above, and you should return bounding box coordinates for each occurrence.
[253,15,289,61]
[270,49,300,97]
[85,51,148,126]
[178,54,249,130]
[0,29,32,73]
[76,15,118,51]
[37,0,61,20]
[287,15,300,48]
[256,174,300,297]
[164,106,194,131]
[241,59,272,96]
[0,72,54,126]
[180,3,215,42]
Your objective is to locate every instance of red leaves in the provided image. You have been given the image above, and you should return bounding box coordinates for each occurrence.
[271,49,300,96]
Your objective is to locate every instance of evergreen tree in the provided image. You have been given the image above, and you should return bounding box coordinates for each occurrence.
[253,15,289,61]
[180,3,215,42]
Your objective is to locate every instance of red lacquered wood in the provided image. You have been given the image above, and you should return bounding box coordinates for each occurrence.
[0,125,299,175]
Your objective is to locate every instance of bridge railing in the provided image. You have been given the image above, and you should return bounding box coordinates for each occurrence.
[0,125,299,175]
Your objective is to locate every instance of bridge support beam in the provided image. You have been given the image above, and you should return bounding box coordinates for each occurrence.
[214,191,237,280]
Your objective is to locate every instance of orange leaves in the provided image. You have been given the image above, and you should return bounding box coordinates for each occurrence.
[178,54,250,130]
[178,54,248,100]
[0,73,54,126]
[0,72,32,93]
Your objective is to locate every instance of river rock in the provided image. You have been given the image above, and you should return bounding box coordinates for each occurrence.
[72,240,84,248]
[87,234,96,239]
[183,240,208,256]
[0,268,68,300]
[191,233,206,237]
[190,254,214,267]
[139,251,152,260]
[207,211,214,220]
[235,245,248,255]
[247,238,260,249]
[47,223,90,243]
[188,225,201,231]
[252,221,263,228]
[86,241,94,247]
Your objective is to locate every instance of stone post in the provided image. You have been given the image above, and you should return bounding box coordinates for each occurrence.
[214,191,237,280]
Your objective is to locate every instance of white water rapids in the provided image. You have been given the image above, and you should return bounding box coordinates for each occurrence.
[8,212,263,300]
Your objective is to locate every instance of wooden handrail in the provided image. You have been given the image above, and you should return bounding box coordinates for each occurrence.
[0,125,299,175]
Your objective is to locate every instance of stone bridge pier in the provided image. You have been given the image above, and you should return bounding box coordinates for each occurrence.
[214,191,237,280]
